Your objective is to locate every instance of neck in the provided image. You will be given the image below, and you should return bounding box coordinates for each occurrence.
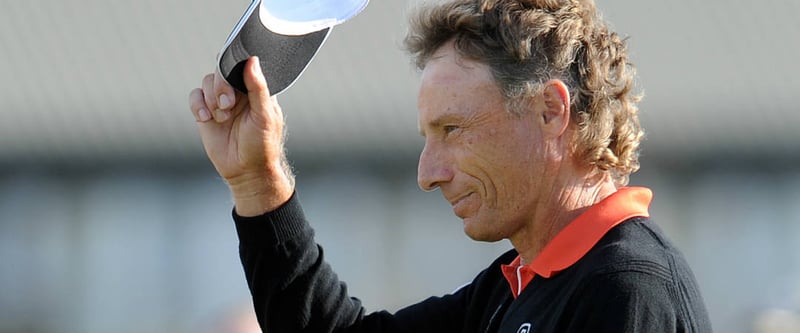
[511,170,617,266]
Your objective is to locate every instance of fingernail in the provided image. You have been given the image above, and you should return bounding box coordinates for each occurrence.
[219,94,232,109]
[198,108,211,122]
[214,109,230,122]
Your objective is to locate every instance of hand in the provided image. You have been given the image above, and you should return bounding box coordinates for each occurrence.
[188,57,294,216]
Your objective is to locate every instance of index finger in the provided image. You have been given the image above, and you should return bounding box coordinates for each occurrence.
[214,70,237,110]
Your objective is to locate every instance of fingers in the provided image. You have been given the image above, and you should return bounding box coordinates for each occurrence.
[214,71,236,110]
[197,74,225,122]
[196,71,238,123]
[191,73,231,123]
[201,73,216,111]
[188,88,212,122]
[190,56,270,124]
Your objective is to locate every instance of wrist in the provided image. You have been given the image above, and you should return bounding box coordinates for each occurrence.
[228,163,295,217]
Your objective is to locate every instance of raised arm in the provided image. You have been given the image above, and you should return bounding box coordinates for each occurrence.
[188,56,293,216]
[187,57,474,333]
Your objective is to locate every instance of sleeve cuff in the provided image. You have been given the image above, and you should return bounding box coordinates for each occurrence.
[232,191,313,245]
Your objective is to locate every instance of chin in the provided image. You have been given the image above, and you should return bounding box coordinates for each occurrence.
[463,220,504,242]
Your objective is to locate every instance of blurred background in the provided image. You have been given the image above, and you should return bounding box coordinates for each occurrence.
[1,0,799,332]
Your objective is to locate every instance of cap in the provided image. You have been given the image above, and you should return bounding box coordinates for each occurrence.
[218,0,369,95]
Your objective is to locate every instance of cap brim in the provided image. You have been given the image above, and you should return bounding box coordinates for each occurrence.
[218,0,331,95]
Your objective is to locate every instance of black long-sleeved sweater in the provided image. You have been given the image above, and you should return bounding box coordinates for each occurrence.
[233,191,712,333]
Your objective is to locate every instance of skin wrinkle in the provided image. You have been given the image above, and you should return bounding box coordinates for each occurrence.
[518,112,614,264]
[513,135,562,263]
[406,0,643,187]
[509,88,612,264]
[461,100,506,210]
[418,40,617,263]
[419,43,538,241]
[187,0,714,328]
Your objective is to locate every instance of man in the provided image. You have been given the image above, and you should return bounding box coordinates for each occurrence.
[188,0,711,332]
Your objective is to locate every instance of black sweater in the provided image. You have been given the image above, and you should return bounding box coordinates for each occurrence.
[233,193,712,333]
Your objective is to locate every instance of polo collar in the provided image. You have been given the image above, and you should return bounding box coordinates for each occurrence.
[501,186,652,298]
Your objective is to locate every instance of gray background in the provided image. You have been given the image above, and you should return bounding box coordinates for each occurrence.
[1,1,799,332]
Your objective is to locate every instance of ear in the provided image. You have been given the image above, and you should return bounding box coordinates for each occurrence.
[540,79,570,137]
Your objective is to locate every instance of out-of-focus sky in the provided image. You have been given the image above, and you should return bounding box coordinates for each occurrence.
[0,0,798,164]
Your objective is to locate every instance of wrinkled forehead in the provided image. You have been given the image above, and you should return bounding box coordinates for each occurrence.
[416,45,508,133]
[419,42,495,92]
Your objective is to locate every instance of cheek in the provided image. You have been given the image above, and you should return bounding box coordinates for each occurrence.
[490,144,543,203]
[458,127,531,190]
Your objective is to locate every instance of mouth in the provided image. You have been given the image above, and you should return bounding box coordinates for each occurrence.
[448,192,475,218]
[446,192,470,206]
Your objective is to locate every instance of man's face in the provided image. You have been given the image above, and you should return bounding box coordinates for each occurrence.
[417,43,547,242]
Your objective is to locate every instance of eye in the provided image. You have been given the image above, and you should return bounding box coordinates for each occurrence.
[443,125,459,134]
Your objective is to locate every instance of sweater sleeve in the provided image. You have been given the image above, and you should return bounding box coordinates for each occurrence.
[233,192,473,333]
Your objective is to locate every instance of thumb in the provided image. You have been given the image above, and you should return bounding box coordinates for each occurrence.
[242,56,285,136]
[243,56,273,108]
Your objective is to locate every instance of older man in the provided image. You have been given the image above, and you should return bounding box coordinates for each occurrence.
[188,0,711,332]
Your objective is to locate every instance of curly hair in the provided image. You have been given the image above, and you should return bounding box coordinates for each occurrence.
[405,0,644,186]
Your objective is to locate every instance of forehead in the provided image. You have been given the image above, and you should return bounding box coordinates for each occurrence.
[419,43,495,89]
[417,43,501,116]
[416,44,509,133]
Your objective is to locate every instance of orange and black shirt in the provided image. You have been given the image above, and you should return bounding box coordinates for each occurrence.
[235,187,712,332]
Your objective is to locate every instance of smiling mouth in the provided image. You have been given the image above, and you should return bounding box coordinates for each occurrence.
[449,192,475,215]
[450,192,475,210]
[448,192,471,206]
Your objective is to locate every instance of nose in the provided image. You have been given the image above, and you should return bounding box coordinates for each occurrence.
[417,141,452,192]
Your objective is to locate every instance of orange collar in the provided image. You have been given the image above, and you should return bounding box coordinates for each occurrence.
[501,187,652,298]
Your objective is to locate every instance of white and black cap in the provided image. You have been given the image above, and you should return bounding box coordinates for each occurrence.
[218,0,369,94]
